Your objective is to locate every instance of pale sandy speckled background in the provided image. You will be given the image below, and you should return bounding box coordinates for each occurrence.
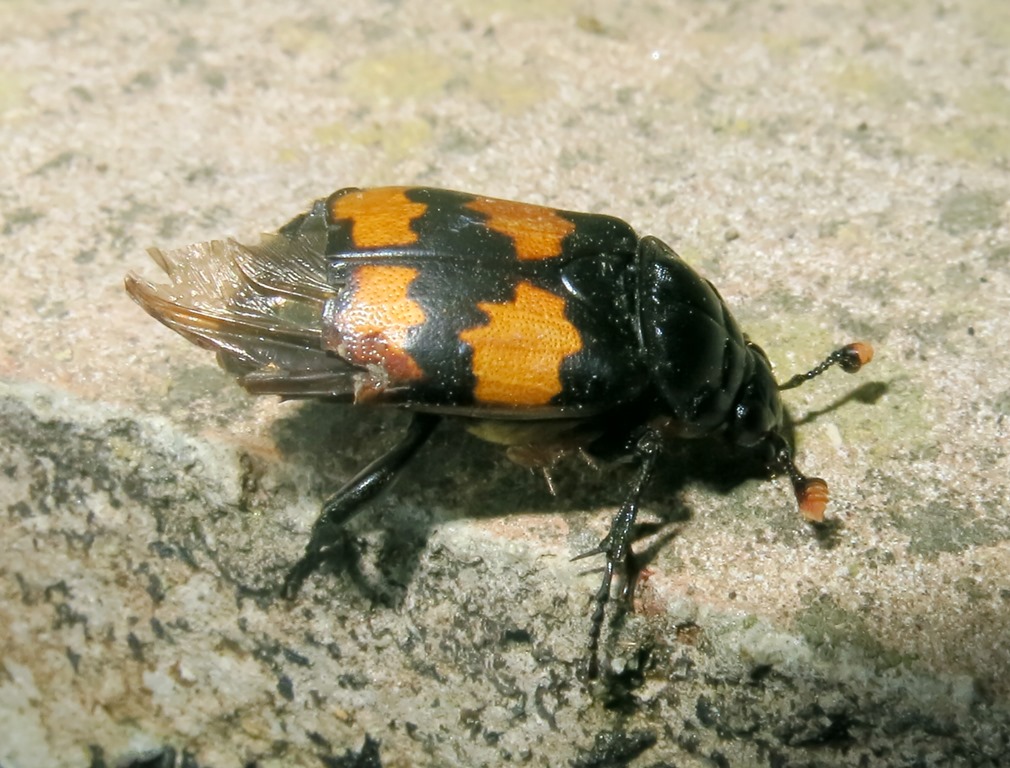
[2,1,1010,766]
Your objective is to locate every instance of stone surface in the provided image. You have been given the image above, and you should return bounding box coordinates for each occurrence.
[2,1,1010,766]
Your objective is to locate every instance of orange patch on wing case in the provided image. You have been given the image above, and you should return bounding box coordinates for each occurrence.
[465,196,576,261]
[329,187,428,249]
[327,265,426,389]
[459,281,583,407]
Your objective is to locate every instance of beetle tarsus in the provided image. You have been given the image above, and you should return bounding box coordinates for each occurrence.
[281,555,321,599]
[280,413,441,599]
[580,428,663,678]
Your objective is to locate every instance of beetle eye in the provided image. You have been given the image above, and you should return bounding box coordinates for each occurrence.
[729,351,783,448]
[734,401,754,435]
[732,399,775,447]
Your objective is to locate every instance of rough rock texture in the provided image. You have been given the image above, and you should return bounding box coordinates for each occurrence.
[2,2,1009,766]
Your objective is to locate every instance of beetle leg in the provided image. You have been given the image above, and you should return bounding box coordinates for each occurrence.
[281,413,441,599]
[573,427,663,678]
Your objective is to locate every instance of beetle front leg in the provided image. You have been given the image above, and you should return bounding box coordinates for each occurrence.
[281,413,441,599]
[573,427,663,678]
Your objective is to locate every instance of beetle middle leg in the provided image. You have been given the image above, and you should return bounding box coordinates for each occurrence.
[574,427,663,678]
[281,412,442,599]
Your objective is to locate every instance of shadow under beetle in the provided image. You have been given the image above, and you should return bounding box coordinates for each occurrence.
[126,186,872,677]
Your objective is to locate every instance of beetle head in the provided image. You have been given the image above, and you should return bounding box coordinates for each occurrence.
[725,340,785,449]
[635,236,872,522]
[737,340,874,521]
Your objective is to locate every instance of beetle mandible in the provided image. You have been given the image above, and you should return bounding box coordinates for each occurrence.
[125,186,872,676]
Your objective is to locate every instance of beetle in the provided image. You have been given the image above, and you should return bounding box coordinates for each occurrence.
[125,186,872,676]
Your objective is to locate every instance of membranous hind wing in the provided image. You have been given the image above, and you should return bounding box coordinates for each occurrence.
[125,204,360,399]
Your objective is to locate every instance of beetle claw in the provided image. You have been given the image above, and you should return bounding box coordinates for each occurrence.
[280,557,317,600]
[281,532,354,599]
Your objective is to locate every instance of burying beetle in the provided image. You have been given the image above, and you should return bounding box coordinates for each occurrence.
[126,186,872,676]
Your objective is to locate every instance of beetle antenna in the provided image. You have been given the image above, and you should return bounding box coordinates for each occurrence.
[769,433,829,522]
[778,342,873,391]
[773,341,872,520]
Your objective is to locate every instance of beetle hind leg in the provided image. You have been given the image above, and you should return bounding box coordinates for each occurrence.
[572,428,663,678]
[281,413,441,599]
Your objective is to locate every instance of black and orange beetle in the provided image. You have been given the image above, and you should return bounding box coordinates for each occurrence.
[125,186,872,675]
